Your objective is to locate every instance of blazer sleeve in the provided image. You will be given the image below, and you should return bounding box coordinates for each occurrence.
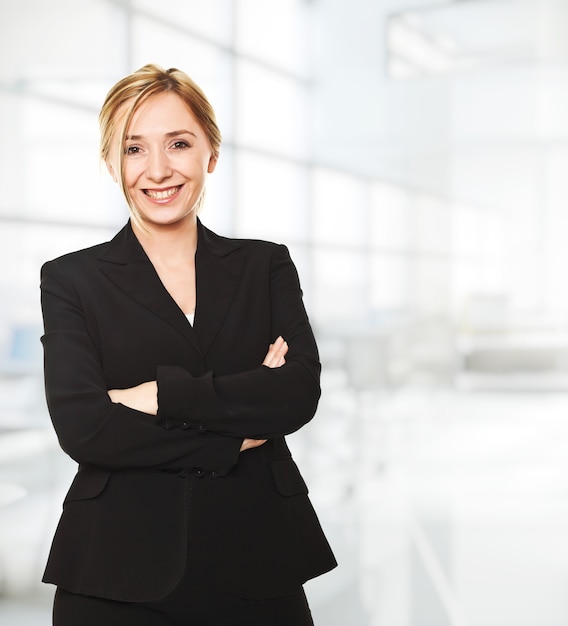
[40,260,242,474]
[156,244,321,439]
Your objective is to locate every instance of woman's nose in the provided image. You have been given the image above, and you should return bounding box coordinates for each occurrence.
[146,149,172,181]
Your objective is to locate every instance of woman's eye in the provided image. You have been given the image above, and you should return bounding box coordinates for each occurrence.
[172,140,190,150]
[125,145,141,155]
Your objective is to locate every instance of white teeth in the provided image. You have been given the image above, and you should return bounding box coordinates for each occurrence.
[145,186,180,200]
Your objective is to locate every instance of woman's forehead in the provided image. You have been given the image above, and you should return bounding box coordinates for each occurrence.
[127,93,199,132]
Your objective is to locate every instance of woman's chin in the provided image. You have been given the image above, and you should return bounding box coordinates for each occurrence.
[136,207,197,229]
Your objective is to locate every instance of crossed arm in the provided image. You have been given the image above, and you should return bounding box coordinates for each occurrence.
[108,336,289,452]
[42,243,319,472]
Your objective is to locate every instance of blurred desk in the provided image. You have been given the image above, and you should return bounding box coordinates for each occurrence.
[455,329,568,390]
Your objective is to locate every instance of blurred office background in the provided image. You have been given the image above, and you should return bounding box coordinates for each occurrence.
[1,0,568,624]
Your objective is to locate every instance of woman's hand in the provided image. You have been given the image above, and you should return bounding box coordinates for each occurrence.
[240,337,289,452]
[262,335,288,368]
[108,381,158,415]
[240,438,267,451]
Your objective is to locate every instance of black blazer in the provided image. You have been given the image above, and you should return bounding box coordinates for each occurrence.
[40,219,336,602]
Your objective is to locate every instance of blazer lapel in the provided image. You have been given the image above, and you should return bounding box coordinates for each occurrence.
[194,220,245,356]
[97,222,202,355]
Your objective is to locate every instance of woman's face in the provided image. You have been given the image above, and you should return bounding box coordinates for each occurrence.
[118,92,217,229]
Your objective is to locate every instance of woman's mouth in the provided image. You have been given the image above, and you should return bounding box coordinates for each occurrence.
[143,185,182,201]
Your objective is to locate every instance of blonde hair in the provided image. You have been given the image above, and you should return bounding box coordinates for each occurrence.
[99,64,222,226]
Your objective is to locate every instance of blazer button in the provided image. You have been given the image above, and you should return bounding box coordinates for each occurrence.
[180,421,190,430]
[198,424,207,433]
[211,471,219,479]
[163,420,174,430]
[195,468,205,478]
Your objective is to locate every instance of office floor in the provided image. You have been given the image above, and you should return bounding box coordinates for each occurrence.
[1,379,567,626]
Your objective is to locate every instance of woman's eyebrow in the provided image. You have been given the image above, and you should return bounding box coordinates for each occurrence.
[165,129,197,138]
[125,129,197,140]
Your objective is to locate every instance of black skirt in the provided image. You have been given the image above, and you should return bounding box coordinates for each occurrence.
[53,568,314,626]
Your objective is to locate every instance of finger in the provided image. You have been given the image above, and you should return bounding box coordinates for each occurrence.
[273,341,288,363]
[271,337,287,357]
[264,347,286,368]
[262,337,288,367]
[262,340,280,366]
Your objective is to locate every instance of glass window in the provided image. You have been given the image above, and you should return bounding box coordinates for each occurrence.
[414,258,449,315]
[17,98,123,226]
[0,93,26,212]
[235,0,309,77]
[481,210,506,263]
[453,204,483,259]
[235,60,309,159]
[370,253,410,311]
[234,151,309,241]
[312,168,367,246]
[132,0,233,46]
[451,261,485,315]
[313,248,368,324]
[370,181,411,250]
[0,0,125,85]
[540,148,568,312]
[414,193,449,254]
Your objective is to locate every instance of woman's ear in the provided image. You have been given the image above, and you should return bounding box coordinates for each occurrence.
[207,152,218,174]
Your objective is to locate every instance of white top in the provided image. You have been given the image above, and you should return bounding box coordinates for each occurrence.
[185,312,195,326]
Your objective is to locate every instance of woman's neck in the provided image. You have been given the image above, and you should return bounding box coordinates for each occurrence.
[132,217,198,266]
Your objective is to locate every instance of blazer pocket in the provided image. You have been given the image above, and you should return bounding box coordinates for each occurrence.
[270,458,309,497]
[64,466,111,504]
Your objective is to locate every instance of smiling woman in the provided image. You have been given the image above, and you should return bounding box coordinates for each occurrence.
[119,93,217,232]
[99,65,222,229]
[40,64,336,626]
